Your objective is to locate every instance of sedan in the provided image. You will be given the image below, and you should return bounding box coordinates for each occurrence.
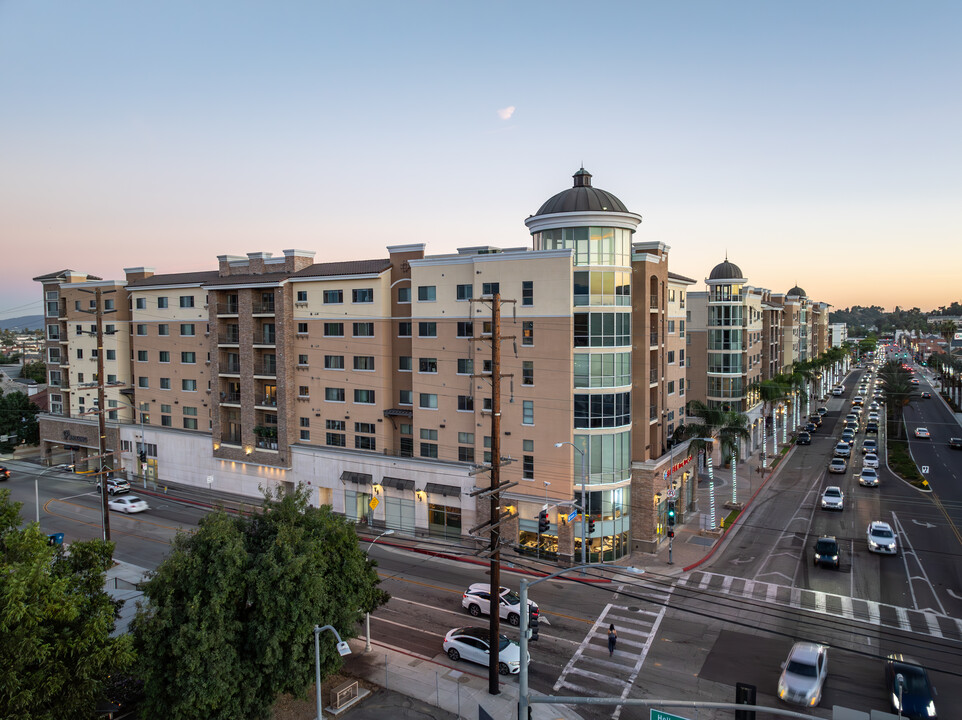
[817,407,828,415]
[107,495,149,513]
[867,521,897,554]
[920,391,931,399]
[443,627,523,675]
[828,458,848,475]
[853,396,864,406]
[462,583,538,626]
[857,467,879,487]
[869,402,880,411]
[821,486,844,510]
[914,427,930,439]
[808,414,822,427]
[804,422,818,433]
[813,536,841,569]
[863,453,880,469]
[0,466,9,481]
[778,642,828,707]
[948,437,962,450]
[832,387,844,396]
[834,442,851,458]
[797,431,812,445]
[840,430,856,445]
[885,654,937,719]
[862,439,878,454]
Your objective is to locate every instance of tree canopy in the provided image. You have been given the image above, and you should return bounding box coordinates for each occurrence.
[131,485,389,720]
[0,390,40,452]
[0,489,133,720]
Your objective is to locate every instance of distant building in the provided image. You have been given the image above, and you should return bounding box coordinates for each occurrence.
[828,323,848,347]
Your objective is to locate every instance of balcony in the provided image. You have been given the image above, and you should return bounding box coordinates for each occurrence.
[649,331,658,347]
[649,405,658,421]
[221,431,242,446]
[221,360,241,374]
[650,295,658,310]
[649,369,658,384]
[253,331,276,346]
[253,361,277,377]
[255,438,279,451]
[218,331,240,345]
[252,300,276,315]
[221,392,241,405]
[217,302,239,316]
[255,395,278,408]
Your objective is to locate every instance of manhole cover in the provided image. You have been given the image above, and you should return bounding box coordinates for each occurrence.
[627,606,640,612]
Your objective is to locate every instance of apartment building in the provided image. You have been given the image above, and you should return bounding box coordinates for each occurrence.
[34,169,699,560]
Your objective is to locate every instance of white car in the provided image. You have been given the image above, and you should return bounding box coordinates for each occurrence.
[833,442,851,458]
[832,387,844,396]
[863,453,880,469]
[443,626,523,675]
[914,427,930,439]
[821,486,844,511]
[461,583,538,627]
[867,521,897,554]
[778,642,828,707]
[853,396,864,406]
[861,439,878,455]
[828,458,847,474]
[857,467,879,487]
[107,495,149,513]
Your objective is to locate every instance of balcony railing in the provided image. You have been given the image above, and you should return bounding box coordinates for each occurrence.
[217,302,239,315]
[221,432,242,445]
[218,331,240,344]
[257,363,277,376]
[649,331,658,346]
[650,369,658,383]
[256,438,279,450]
[649,405,658,420]
[222,392,241,404]
[252,301,275,314]
[222,361,241,373]
[650,295,658,309]
[256,396,278,407]
[254,332,276,345]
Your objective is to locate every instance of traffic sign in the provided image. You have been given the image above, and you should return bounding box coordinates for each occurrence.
[921,466,929,474]
[568,510,577,524]
[651,711,691,720]
[368,496,379,511]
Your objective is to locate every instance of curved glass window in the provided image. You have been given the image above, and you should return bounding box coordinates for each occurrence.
[573,271,631,306]
[574,312,631,347]
[710,284,743,301]
[535,227,632,267]
[574,352,631,388]
[708,305,743,327]
[707,352,742,373]
[574,392,631,429]
[708,329,743,350]
[708,376,744,398]
[574,431,631,484]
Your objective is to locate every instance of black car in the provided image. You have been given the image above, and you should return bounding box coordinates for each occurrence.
[865,422,879,434]
[0,466,9,481]
[808,414,822,427]
[797,431,812,445]
[885,654,937,719]
[804,422,818,433]
[813,536,840,569]
[948,437,962,450]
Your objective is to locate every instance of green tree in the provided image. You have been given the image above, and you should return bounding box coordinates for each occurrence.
[877,360,914,440]
[0,390,40,451]
[131,485,389,720]
[0,489,134,719]
[21,361,47,384]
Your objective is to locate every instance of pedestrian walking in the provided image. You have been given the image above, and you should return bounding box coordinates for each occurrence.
[607,624,617,656]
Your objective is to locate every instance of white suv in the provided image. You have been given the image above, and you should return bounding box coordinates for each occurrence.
[461,583,538,627]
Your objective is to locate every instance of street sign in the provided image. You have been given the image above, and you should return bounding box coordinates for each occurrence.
[921,466,929,474]
[368,496,379,511]
[651,711,691,720]
[568,510,577,524]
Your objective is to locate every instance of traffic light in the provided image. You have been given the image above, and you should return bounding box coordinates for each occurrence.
[587,515,596,534]
[538,510,549,533]
[139,450,147,463]
[667,529,674,538]
[528,605,540,641]
[667,501,676,527]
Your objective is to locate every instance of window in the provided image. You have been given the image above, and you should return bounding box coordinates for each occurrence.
[326,433,346,447]
[459,432,475,444]
[679,349,685,366]
[181,352,196,364]
[458,395,474,411]
[668,380,676,394]
[297,322,308,334]
[183,406,197,416]
[325,355,344,369]
[182,379,197,391]
[160,378,171,389]
[298,354,308,366]
[457,358,473,375]
[456,321,473,338]
[420,442,438,458]
[418,322,437,337]
[419,393,438,409]
[104,299,115,311]
[136,324,147,336]
[574,392,632,428]
[105,349,116,360]
[158,323,169,336]
[300,429,310,441]
[138,377,148,388]
[420,429,438,441]
[418,286,436,301]
[323,289,343,304]
[522,361,533,385]
[522,401,534,425]
[482,282,500,296]
[573,313,631,347]
[399,390,413,405]
[137,350,148,362]
[522,321,534,346]
[353,322,374,337]
[679,320,686,336]
[106,374,116,384]
[299,386,310,398]
[354,389,375,404]
[355,436,376,450]
[398,287,411,303]
[667,350,675,364]
[161,414,172,427]
[326,420,345,431]
[159,351,170,363]
[483,397,493,411]
[668,320,675,334]
[398,321,412,337]
[183,417,198,430]
[325,387,345,402]
[352,288,373,303]
[324,322,344,337]
[104,324,115,334]
[179,296,195,308]
[456,284,473,301]
[399,356,412,371]
[297,290,308,302]
[136,298,146,310]
[300,417,311,428]
[180,323,195,336]
[419,358,437,373]
[523,454,534,479]
[354,356,375,371]
[522,281,533,306]
[459,447,475,462]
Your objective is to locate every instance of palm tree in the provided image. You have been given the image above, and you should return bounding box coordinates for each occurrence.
[683,401,750,525]
[752,375,791,466]
[877,360,914,439]
[717,411,751,504]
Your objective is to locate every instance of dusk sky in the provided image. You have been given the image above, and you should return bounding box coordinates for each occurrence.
[2,1,960,320]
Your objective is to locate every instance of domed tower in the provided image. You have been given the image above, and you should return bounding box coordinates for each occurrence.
[525,169,642,562]
[705,258,751,411]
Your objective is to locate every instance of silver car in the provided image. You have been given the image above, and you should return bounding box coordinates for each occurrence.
[821,486,844,510]
[778,642,828,707]
[867,521,897,554]
[857,467,879,487]
[443,626,523,675]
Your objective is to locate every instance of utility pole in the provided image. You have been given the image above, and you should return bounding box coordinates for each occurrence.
[487,292,503,696]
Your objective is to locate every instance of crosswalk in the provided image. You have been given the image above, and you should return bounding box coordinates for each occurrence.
[552,584,672,720]
[681,571,962,641]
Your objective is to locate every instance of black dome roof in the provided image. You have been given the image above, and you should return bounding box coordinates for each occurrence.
[535,169,629,216]
[708,259,744,280]
[787,285,807,297]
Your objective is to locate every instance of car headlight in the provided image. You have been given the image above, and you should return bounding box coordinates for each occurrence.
[777,679,787,698]
[869,540,879,548]
[927,699,936,716]
[891,693,901,710]
[832,555,838,560]
[814,553,821,560]
[509,660,519,667]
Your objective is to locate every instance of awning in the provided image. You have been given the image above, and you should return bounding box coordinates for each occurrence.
[340,471,372,486]
[380,476,415,491]
[424,482,460,498]
[384,408,414,418]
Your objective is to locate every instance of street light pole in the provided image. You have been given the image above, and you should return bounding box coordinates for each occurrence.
[313,624,351,720]
[554,442,586,569]
[364,529,394,652]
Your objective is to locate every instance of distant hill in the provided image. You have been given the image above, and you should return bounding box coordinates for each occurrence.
[0,315,44,331]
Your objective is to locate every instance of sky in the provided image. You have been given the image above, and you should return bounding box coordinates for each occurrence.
[1,1,960,320]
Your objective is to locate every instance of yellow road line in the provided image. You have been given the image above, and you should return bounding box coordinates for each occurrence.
[931,493,962,546]
[42,497,188,545]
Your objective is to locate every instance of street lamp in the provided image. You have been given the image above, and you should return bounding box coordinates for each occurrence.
[554,442,586,568]
[364,529,394,652]
[313,624,351,720]
[35,464,73,527]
